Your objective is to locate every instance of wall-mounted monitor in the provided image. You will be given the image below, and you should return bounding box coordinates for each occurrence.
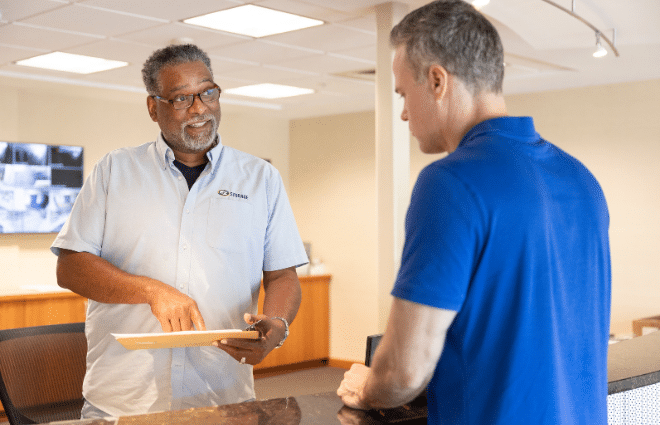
[0,141,83,234]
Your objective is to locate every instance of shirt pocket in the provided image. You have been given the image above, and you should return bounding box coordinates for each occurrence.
[206,198,253,253]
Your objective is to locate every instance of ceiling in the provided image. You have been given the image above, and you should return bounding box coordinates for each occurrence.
[1,0,659,119]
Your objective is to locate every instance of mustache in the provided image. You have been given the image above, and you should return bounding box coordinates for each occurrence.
[183,114,216,127]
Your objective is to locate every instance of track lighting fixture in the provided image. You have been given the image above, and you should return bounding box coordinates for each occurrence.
[541,0,619,57]
[593,32,608,58]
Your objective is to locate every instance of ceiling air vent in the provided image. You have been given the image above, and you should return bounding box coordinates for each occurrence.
[333,68,376,81]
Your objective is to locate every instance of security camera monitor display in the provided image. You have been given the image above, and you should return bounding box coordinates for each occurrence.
[0,142,83,234]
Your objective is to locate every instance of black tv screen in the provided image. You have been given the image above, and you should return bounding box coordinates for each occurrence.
[0,142,83,234]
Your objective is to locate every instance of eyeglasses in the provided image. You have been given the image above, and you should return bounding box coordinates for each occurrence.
[152,85,221,110]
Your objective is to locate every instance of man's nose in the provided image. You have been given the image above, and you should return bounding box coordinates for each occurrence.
[188,94,209,114]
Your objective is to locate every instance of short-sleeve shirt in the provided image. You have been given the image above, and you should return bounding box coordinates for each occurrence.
[392,117,611,424]
[51,134,308,417]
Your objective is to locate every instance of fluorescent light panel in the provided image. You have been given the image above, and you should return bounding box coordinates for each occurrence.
[184,5,323,38]
[225,83,314,99]
[16,52,128,74]
[472,0,490,9]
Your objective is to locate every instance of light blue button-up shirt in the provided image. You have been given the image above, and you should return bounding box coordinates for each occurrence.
[52,134,308,417]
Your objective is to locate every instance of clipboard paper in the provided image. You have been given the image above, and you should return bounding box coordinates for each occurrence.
[112,329,260,350]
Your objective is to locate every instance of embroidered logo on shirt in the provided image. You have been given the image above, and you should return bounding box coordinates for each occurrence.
[218,189,248,200]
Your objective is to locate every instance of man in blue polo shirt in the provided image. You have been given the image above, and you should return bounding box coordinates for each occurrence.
[52,44,308,418]
[337,1,611,424]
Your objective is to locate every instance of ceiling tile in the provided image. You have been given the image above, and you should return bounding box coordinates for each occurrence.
[119,22,249,50]
[0,44,47,66]
[283,0,383,14]
[79,63,144,88]
[218,64,317,85]
[275,54,374,74]
[264,23,375,52]
[65,39,158,65]
[0,23,101,51]
[278,74,374,94]
[335,16,376,34]
[207,54,260,75]
[77,0,242,22]
[207,40,320,65]
[20,3,164,37]
[332,45,376,63]
[253,0,350,23]
[0,0,67,22]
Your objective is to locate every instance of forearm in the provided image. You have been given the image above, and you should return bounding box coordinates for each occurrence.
[261,267,302,324]
[361,348,430,408]
[56,249,163,305]
[340,298,456,410]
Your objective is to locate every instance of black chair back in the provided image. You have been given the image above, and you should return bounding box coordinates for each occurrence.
[0,322,86,425]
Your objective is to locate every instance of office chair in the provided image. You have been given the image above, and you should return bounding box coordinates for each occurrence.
[0,322,86,425]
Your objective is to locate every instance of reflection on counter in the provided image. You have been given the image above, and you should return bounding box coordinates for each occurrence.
[47,393,427,425]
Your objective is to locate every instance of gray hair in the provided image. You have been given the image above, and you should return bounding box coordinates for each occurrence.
[390,0,504,94]
[141,44,213,96]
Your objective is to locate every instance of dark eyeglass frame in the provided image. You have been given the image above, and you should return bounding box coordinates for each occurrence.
[151,84,221,110]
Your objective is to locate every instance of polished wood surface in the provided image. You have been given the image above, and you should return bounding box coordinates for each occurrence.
[41,392,427,425]
[632,315,660,337]
[255,274,331,370]
[0,291,87,330]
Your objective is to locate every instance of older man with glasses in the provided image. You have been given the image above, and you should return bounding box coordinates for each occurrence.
[51,44,308,419]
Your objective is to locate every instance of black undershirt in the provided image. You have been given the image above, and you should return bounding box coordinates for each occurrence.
[173,160,207,190]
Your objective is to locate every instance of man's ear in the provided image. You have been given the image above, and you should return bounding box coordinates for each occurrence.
[428,64,448,101]
[147,96,158,122]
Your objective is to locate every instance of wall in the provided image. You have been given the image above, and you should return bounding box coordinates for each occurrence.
[288,111,379,362]
[289,78,660,362]
[0,77,290,295]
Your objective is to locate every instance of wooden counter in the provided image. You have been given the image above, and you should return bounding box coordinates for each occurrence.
[0,274,331,368]
[0,291,87,330]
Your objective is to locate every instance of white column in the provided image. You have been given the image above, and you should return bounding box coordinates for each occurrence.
[375,2,410,331]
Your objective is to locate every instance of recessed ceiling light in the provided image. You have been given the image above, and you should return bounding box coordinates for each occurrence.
[472,0,490,9]
[16,52,128,74]
[184,5,323,38]
[225,84,314,99]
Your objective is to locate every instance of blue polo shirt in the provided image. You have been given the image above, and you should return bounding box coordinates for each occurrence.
[392,117,611,424]
[52,134,308,417]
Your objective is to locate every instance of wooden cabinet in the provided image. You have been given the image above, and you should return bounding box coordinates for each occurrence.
[254,274,331,371]
[0,292,87,330]
[0,274,331,368]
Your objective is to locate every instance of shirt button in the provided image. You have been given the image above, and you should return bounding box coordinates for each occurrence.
[186,209,191,214]
[178,176,183,180]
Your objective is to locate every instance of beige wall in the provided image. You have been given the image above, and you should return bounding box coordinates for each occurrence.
[289,111,379,361]
[0,77,290,295]
[289,78,660,362]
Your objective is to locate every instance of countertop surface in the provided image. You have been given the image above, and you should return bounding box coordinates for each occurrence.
[43,331,660,424]
[50,392,426,425]
[608,330,660,394]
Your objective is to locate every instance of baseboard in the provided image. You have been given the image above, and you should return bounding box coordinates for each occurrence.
[327,358,362,369]
[253,358,365,379]
[254,359,329,378]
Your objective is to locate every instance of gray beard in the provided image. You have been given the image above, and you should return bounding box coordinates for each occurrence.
[168,114,219,154]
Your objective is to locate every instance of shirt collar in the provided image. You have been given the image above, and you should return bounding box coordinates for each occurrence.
[461,116,539,146]
[155,133,224,170]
